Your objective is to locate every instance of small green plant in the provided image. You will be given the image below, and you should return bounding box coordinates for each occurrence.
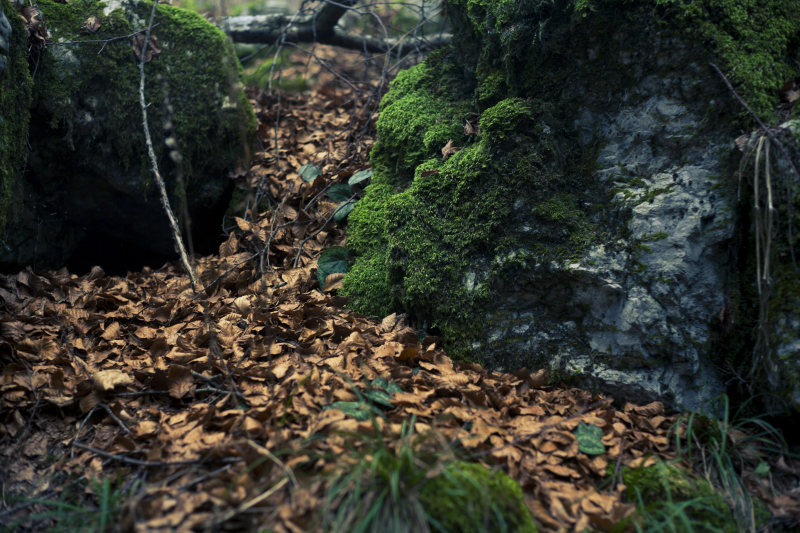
[4,474,137,533]
[319,416,537,533]
[321,418,438,533]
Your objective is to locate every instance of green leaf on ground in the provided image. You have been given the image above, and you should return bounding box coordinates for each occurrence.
[348,169,373,186]
[299,164,322,182]
[333,200,356,221]
[326,183,352,202]
[317,246,349,287]
[575,422,606,455]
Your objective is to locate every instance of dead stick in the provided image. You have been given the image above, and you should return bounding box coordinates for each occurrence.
[72,441,205,467]
[138,0,199,290]
[710,62,797,269]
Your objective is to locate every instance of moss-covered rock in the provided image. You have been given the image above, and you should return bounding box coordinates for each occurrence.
[0,0,33,238]
[1,0,256,271]
[343,0,800,412]
[420,460,538,533]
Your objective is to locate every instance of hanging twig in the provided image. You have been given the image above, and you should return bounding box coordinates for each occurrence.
[138,0,199,291]
[710,62,797,269]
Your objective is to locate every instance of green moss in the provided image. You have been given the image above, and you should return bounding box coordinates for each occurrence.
[462,0,800,122]
[615,460,737,532]
[420,460,538,533]
[35,0,256,185]
[344,85,600,354]
[369,53,473,187]
[0,0,33,236]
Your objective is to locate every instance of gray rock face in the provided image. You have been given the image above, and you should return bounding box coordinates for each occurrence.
[471,41,736,413]
[0,8,10,75]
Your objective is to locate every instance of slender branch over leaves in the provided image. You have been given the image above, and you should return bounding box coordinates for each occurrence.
[137,0,198,291]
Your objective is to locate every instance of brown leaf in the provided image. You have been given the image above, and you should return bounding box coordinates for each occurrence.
[81,16,101,34]
[131,32,161,63]
[464,120,478,136]
[441,139,460,161]
[91,369,133,392]
[167,365,194,399]
[321,272,345,292]
[18,6,48,50]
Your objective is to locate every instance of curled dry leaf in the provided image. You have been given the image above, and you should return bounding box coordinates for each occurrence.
[321,272,345,292]
[464,119,478,136]
[441,139,460,161]
[91,369,133,392]
[18,5,48,51]
[81,16,101,34]
[131,32,161,63]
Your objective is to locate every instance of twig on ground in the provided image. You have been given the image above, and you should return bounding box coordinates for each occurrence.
[100,402,131,434]
[72,441,226,467]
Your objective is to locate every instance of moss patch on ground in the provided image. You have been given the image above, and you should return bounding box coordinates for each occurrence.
[613,459,747,532]
[420,460,538,533]
[0,0,33,236]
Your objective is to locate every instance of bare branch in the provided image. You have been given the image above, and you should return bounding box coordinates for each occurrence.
[138,0,199,290]
[219,12,451,54]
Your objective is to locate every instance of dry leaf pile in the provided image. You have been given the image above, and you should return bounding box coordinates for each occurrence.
[2,71,799,532]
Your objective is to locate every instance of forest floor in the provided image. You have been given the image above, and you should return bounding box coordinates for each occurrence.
[2,46,800,533]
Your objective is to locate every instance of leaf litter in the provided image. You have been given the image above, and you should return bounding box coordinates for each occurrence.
[3,49,800,532]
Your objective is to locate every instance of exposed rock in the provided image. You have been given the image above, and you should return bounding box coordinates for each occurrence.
[342,0,800,412]
[0,0,256,272]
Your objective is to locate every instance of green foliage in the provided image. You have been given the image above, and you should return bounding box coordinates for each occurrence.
[610,395,786,533]
[0,0,33,236]
[299,163,322,182]
[614,459,737,533]
[321,420,537,533]
[317,246,349,287]
[343,67,599,355]
[420,461,538,533]
[4,475,137,533]
[324,377,403,420]
[369,53,474,187]
[574,422,605,455]
[457,0,800,122]
[653,0,800,121]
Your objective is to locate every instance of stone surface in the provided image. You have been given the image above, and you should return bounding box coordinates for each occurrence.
[0,0,256,272]
[0,0,33,238]
[342,1,800,412]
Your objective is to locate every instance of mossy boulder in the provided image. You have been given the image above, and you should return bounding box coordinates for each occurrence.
[0,0,256,272]
[420,460,538,533]
[0,0,33,238]
[342,0,800,411]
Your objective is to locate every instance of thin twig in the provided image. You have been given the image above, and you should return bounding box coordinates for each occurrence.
[100,402,131,434]
[138,0,199,290]
[72,441,236,467]
[710,62,797,269]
